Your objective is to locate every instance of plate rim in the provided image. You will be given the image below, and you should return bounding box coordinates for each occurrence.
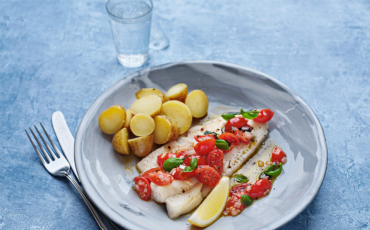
[75,60,328,230]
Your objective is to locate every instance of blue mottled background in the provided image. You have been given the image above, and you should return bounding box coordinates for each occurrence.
[1,0,369,229]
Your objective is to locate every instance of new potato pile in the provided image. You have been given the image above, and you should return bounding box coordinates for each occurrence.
[98,83,209,158]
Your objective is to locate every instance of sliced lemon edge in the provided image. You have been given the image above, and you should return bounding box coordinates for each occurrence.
[188,176,230,227]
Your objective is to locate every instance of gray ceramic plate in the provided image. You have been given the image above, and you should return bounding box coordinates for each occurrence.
[75,60,327,230]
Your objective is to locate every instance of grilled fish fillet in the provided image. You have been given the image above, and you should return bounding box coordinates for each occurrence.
[136,115,268,218]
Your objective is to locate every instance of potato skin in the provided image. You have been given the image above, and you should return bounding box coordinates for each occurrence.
[166,83,188,102]
[130,113,155,137]
[130,95,162,117]
[161,101,192,135]
[185,90,209,118]
[98,105,126,134]
[135,88,169,103]
[112,128,130,155]
[168,117,180,142]
[128,135,153,157]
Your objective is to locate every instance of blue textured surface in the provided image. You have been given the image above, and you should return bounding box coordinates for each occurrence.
[1,0,369,229]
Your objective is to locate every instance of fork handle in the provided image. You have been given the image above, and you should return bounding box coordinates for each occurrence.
[64,173,108,230]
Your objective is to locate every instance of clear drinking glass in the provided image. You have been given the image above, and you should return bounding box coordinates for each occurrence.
[106,0,153,67]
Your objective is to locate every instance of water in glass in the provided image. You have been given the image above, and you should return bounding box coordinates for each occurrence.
[107,0,152,67]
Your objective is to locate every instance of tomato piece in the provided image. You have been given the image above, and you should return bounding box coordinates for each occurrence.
[134,176,151,200]
[194,134,216,142]
[225,117,249,133]
[147,170,174,186]
[194,165,221,186]
[233,129,250,145]
[176,150,189,159]
[271,147,287,164]
[224,194,246,216]
[141,167,161,182]
[170,167,182,180]
[222,143,235,153]
[253,109,274,123]
[247,178,271,199]
[229,183,251,196]
[193,139,216,155]
[183,155,207,166]
[207,149,224,175]
[157,153,177,169]
[180,169,196,180]
[219,132,240,146]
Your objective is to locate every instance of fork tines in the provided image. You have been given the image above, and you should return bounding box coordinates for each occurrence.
[25,123,62,164]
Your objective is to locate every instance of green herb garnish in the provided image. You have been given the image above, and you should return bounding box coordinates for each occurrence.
[215,139,229,150]
[264,162,283,176]
[240,108,259,119]
[240,195,254,206]
[234,174,248,183]
[181,158,198,174]
[221,114,235,121]
[163,157,183,172]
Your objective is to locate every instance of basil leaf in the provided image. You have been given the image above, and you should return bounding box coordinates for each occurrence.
[204,130,218,139]
[240,195,254,206]
[190,158,198,169]
[227,112,241,115]
[216,139,229,151]
[182,166,193,173]
[163,157,183,172]
[264,162,283,176]
[221,114,235,121]
[234,174,248,183]
[240,108,259,119]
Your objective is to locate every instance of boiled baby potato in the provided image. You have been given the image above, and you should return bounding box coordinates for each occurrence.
[130,113,155,137]
[185,90,209,118]
[128,135,153,157]
[112,128,130,155]
[136,88,169,103]
[168,117,180,142]
[98,105,126,135]
[161,101,192,135]
[123,109,132,129]
[131,95,162,117]
[166,83,188,102]
[153,115,173,144]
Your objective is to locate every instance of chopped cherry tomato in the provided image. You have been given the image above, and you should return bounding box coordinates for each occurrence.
[194,134,216,142]
[229,183,251,196]
[171,167,182,180]
[147,170,174,186]
[157,153,177,169]
[271,147,287,164]
[176,150,189,159]
[193,139,216,155]
[253,109,274,123]
[222,143,235,153]
[224,194,246,216]
[233,129,250,145]
[225,117,250,133]
[194,165,221,186]
[141,167,161,182]
[207,149,224,175]
[247,178,271,199]
[134,176,151,200]
[183,155,207,166]
[180,169,196,180]
[219,132,240,146]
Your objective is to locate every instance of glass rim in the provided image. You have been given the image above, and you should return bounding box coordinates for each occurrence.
[106,0,153,20]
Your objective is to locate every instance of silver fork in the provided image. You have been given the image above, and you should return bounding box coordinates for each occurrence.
[26,123,108,230]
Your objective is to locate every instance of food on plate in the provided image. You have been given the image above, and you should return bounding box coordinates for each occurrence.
[166,83,188,102]
[128,135,153,157]
[185,90,209,118]
[130,95,162,117]
[123,109,132,129]
[153,115,179,144]
[135,88,169,103]
[98,105,126,134]
[112,128,130,155]
[161,101,192,135]
[134,108,279,225]
[130,113,155,137]
[188,176,229,227]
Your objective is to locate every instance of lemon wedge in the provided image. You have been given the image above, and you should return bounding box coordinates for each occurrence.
[188,176,230,227]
